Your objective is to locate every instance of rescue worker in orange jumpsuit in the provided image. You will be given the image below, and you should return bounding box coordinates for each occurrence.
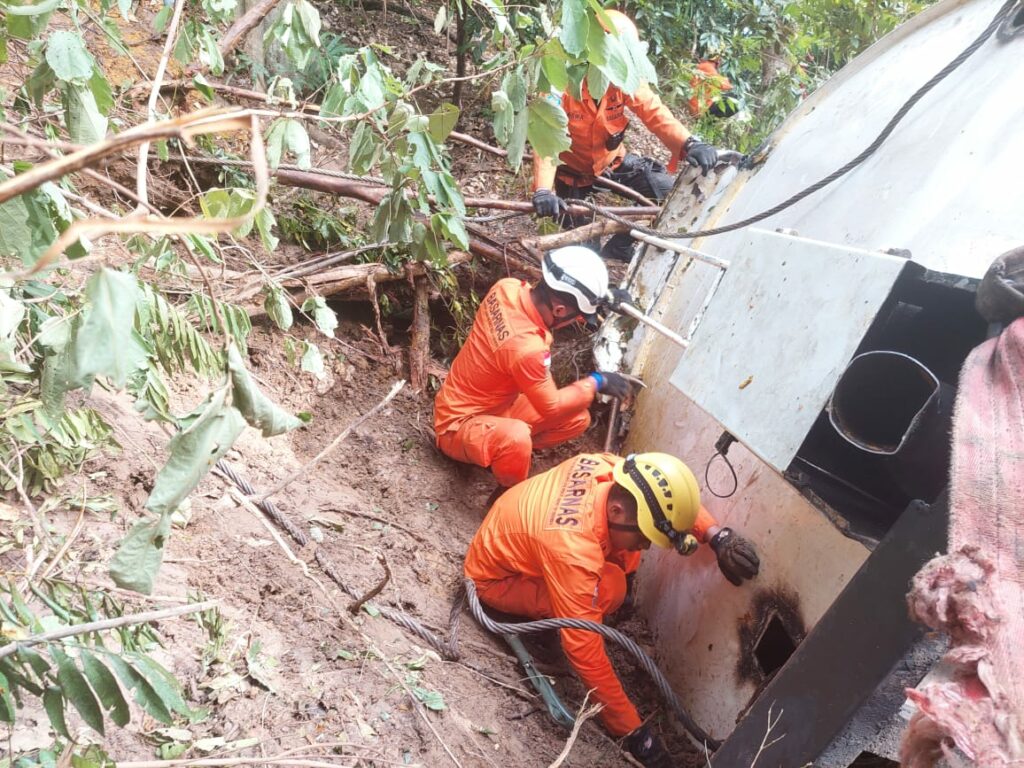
[465,451,760,766]
[688,59,739,119]
[434,246,638,488]
[531,10,727,262]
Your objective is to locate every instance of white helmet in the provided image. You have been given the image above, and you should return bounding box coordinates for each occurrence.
[541,246,609,315]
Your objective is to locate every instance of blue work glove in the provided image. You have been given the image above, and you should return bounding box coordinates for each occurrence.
[532,188,567,219]
[625,725,673,768]
[682,136,719,176]
[589,372,635,400]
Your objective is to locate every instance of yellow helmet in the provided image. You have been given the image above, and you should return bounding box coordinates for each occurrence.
[613,453,701,553]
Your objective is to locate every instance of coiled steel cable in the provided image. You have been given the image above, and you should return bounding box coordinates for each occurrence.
[576,0,1017,241]
[464,579,720,750]
[214,459,718,748]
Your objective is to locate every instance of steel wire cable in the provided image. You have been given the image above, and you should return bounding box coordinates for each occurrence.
[463,579,721,750]
[213,459,716,749]
[578,0,1017,241]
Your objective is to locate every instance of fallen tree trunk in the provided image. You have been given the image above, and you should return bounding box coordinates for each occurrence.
[286,250,474,301]
[273,169,661,219]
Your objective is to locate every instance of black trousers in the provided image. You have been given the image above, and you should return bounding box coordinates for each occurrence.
[554,153,675,262]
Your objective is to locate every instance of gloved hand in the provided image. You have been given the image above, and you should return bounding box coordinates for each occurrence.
[605,287,636,312]
[532,188,567,219]
[709,528,760,586]
[589,371,636,400]
[625,724,673,768]
[682,136,718,176]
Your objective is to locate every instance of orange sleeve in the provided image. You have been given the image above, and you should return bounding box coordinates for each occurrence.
[532,153,558,192]
[503,343,596,421]
[541,555,642,736]
[693,504,718,544]
[624,82,690,162]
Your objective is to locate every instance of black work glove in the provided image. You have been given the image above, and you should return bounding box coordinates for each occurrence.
[625,724,673,768]
[605,287,636,312]
[682,136,718,176]
[532,188,567,220]
[709,528,760,586]
[591,371,636,400]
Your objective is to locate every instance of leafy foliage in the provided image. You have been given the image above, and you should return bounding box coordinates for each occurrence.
[0,581,196,739]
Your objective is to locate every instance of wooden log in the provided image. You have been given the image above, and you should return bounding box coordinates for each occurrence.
[522,219,646,251]
[408,272,430,391]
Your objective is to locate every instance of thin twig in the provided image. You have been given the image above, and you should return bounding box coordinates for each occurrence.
[257,380,405,501]
[0,600,218,660]
[749,703,785,768]
[137,0,188,209]
[547,691,603,768]
[347,552,391,615]
[0,453,54,549]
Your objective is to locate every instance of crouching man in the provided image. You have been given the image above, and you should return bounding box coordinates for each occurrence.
[464,451,760,766]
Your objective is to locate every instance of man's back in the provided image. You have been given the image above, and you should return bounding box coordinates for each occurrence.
[434,278,551,435]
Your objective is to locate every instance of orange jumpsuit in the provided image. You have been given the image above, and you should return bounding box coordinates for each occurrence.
[434,279,598,486]
[464,453,718,736]
[533,81,690,191]
[687,61,734,117]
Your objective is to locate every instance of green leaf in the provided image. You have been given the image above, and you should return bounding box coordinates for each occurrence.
[46,30,94,82]
[283,119,311,169]
[0,666,15,722]
[80,650,130,727]
[527,98,571,160]
[586,63,609,101]
[64,81,108,144]
[51,646,105,735]
[43,686,71,738]
[599,31,633,91]
[0,188,58,266]
[6,0,55,40]
[507,105,528,172]
[491,90,513,146]
[541,41,569,92]
[108,514,173,595]
[265,119,286,170]
[348,121,380,175]
[411,685,446,711]
[427,103,459,143]
[103,654,173,724]
[501,68,527,112]
[300,341,325,379]
[301,296,337,338]
[25,60,55,107]
[559,0,588,57]
[192,72,214,102]
[263,284,293,331]
[226,344,302,437]
[72,268,148,389]
[126,653,191,717]
[87,69,113,115]
[112,389,245,592]
[146,387,245,518]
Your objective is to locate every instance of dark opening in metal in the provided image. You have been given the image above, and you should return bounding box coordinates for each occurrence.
[847,751,899,767]
[754,613,796,677]
[828,351,939,455]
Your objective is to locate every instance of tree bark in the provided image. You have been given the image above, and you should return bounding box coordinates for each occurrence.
[521,219,644,251]
[451,0,467,109]
[219,0,284,60]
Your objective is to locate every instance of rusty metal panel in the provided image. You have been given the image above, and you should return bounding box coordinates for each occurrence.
[669,229,907,471]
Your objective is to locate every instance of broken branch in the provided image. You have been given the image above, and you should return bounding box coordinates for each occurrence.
[218,0,285,59]
[546,692,604,768]
[522,219,642,251]
[347,552,392,615]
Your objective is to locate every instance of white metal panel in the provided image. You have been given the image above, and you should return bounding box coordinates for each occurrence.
[669,229,907,471]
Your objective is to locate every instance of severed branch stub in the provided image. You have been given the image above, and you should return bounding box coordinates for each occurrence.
[347,551,391,615]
